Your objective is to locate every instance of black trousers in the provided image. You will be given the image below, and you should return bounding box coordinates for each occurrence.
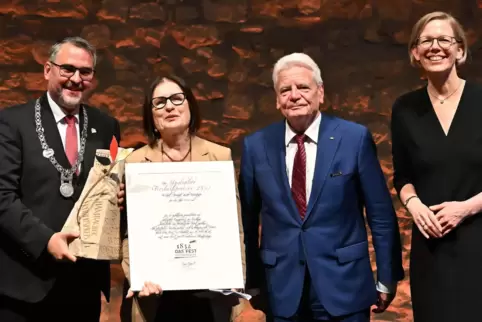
[120,279,231,322]
[154,290,214,322]
[0,270,102,322]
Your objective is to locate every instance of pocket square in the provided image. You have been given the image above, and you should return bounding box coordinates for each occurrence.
[91,128,97,133]
[330,171,343,177]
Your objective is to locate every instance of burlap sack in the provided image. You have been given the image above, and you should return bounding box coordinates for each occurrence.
[62,147,133,260]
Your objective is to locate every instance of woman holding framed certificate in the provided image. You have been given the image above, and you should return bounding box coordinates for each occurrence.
[119,74,249,322]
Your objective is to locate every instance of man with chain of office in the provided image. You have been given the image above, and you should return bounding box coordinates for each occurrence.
[0,36,120,322]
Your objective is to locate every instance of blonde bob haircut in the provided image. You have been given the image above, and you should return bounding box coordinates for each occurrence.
[408,11,468,67]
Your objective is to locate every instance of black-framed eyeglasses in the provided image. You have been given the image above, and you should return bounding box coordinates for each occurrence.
[416,36,461,49]
[152,93,186,109]
[49,61,95,81]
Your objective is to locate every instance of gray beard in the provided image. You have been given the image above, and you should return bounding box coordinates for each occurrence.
[57,90,83,110]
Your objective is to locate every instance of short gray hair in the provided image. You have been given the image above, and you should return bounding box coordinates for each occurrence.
[49,36,97,67]
[272,53,323,89]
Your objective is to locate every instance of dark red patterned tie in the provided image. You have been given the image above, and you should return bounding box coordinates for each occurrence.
[291,134,306,220]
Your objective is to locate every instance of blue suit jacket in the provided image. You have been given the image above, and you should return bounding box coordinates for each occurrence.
[239,115,404,318]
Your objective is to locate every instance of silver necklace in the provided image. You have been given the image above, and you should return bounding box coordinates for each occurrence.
[428,80,463,104]
[34,99,88,198]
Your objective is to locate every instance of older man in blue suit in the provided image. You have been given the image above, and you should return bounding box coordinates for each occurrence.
[239,53,404,322]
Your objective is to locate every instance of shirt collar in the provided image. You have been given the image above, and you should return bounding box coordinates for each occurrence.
[46,91,80,124]
[285,113,322,146]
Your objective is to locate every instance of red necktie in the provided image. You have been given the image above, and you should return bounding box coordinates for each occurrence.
[291,134,307,220]
[64,115,78,167]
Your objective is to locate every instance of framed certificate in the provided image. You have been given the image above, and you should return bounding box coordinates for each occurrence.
[125,161,244,291]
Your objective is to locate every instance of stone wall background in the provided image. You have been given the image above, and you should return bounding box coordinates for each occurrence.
[1,0,482,321]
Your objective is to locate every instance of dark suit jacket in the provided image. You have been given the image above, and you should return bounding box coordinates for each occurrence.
[239,115,404,318]
[0,93,121,303]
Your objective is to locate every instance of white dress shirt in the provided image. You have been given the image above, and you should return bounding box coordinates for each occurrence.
[284,113,394,294]
[46,92,81,170]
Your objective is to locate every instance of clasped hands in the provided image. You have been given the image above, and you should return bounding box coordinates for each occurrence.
[406,198,471,238]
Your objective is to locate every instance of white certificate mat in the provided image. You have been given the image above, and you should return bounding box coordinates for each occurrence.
[125,161,244,291]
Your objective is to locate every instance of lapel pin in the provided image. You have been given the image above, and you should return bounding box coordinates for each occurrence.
[329,136,334,140]
[91,128,97,133]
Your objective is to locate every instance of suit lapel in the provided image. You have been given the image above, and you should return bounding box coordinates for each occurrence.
[40,95,71,170]
[265,121,301,221]
[304,115,341,221]
[191,136,211,161]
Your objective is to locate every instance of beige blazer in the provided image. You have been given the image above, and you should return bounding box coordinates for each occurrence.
[121,136,247,322]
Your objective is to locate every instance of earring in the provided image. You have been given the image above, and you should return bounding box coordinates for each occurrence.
[154,128,160,138]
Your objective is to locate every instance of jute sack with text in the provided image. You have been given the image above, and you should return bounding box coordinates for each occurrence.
[62,147,133,260]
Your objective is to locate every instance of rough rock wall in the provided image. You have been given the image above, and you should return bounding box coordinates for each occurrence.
[1,1,482,321]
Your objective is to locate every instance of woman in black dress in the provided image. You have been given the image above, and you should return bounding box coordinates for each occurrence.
[391,11,482,322]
